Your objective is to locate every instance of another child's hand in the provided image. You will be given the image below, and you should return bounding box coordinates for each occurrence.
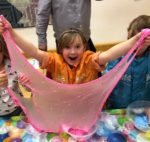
[0,15,12,34]
[137,29,150,56]
[0,69,8,88]
[143,35,150,47]
[137,32,150,56]
[18,74,31,91]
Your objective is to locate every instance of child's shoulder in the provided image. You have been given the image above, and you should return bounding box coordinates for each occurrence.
[84,50,95,55]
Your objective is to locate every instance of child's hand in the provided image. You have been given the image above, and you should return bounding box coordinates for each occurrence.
[18,74,31,91]
[137,35,150,56]
[143,35,150,47]
[0,15,12,34]
[0,69,8,88]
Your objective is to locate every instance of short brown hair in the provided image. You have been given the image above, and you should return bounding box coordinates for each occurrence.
[57,28,88,53]
[128,15,150,38]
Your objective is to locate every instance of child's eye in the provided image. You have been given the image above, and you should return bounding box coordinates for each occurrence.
[65,46,70,49]
[76,45,81,49]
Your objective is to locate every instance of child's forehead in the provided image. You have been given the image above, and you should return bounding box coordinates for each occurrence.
[69,35,82,44]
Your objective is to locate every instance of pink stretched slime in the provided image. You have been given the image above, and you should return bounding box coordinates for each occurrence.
[1,15,150,133]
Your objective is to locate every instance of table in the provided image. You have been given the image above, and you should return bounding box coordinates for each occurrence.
[0,110,149,142]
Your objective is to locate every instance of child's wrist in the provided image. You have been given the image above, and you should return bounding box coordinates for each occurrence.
[136,32,141,40]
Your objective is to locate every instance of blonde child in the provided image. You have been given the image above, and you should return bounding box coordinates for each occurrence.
[0,17,150,85]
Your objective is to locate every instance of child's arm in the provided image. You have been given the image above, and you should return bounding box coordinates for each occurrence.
[0,17,48,64]
[11,29,48,63]
[96,33,150,65]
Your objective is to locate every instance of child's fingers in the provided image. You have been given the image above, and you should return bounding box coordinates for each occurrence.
[0,15,12,32]
[145,36,150,41]
[0,70,7,80]
[0,22,4,27]
[0,26,4,33]
[0,75,8,88]
[0,69,6,74]
[18,75,31,91]
[0,21,5,34]
[22,79,31,85]
[0,78,7,84]
[0,81,8,88]
[0,69,8,87]
[143,38,150,47]
[19,75,31,85]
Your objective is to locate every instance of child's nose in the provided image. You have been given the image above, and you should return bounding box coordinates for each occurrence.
[70,48,76,54]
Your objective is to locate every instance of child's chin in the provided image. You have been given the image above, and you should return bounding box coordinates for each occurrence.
[68,64,74,68]
[68,62,76,66]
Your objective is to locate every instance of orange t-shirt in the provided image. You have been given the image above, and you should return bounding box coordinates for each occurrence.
[40,50,104,84]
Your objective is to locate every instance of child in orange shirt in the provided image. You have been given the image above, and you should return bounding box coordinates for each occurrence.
[0,17,150,84]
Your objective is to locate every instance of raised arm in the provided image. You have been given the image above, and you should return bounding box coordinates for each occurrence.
[97,33,150,65]
[0,17,48,63]
[10,29,46,62]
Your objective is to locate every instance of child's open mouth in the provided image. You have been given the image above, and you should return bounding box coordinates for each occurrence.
[69,56,77,61]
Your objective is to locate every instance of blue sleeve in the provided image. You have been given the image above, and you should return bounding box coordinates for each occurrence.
[104,57,122,73]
